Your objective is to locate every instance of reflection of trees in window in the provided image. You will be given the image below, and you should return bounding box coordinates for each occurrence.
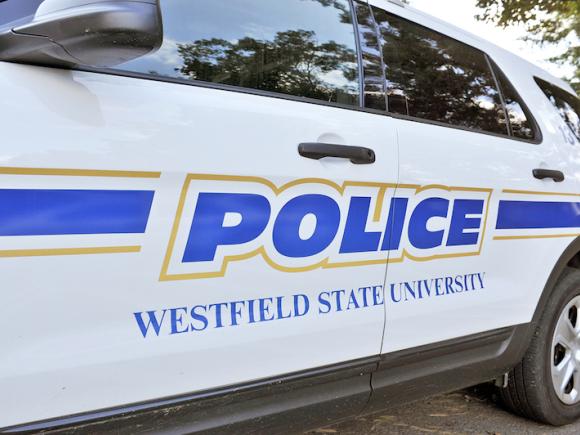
[306,0,352,23]
[373,8,508,135]
[493,64,535,140]
[176,29,359,105]
[504,102,534,139]
[556,100,578,140]
[541,84,580,141]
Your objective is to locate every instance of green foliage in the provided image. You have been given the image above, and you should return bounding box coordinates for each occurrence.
[475,0,579,93]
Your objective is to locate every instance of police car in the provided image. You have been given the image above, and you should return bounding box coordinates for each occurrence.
[1,0,580,433]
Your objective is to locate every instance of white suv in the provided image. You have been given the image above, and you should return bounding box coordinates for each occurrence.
[1,0,580,433]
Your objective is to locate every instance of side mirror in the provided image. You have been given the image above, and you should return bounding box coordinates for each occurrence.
[0,0,162,68]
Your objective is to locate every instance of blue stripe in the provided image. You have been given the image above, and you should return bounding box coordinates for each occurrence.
[0,189,154,236]
[496,200,580,230]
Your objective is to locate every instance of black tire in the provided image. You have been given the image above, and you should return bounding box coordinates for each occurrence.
[499,267,580,425]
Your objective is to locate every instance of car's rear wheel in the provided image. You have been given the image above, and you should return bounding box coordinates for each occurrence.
[551,294,580,406]
[500,267,580,425]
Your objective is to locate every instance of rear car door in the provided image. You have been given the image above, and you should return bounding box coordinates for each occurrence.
[365,0,577,358]
[0,0,399,428]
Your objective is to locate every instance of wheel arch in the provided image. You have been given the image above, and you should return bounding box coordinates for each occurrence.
[531,235,580,327]
[497,236,580,378]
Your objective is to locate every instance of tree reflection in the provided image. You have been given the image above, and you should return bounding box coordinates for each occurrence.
[305,0,352,24]
[375,9,507,134]
[176,29,359,103]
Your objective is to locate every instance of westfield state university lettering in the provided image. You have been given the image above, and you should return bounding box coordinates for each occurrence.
[160,176,491,280]
[134,272,486,338]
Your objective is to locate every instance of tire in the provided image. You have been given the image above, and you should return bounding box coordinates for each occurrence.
[499,267,580,425]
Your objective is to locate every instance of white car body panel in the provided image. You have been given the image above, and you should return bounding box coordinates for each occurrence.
[0,0,579,429]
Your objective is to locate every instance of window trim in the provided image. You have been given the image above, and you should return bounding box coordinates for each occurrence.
[68,63,541,145]
[365,1,390,112]
[486,54,512,137]
[535,77,580,104]
[349,0,366,109]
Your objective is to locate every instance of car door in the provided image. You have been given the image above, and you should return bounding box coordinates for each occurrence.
[0,0,399,427]
[366,0,578,355]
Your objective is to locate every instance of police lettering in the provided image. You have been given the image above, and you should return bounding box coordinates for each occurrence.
[162,179,490,278]
[183,192,485,262]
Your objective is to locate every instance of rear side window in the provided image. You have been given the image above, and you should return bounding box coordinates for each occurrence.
[118,0,361,106]
[536,78,580,141]
[492,64,537,141]
[0,0,43,27]
[369,6,508,136]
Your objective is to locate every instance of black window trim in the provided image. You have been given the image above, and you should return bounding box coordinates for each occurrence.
[53,1,541,145]
[69,63,540,145]
[535,76,580,103]
[362,0,389,111]
[349,0,366,108]
[485,54,512,137]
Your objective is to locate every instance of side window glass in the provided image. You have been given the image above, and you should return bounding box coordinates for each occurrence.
[536,78,580,141]
[118,0,361,106]
[370,7,508,135]
[493,65,537,141]
[354,1,386,111]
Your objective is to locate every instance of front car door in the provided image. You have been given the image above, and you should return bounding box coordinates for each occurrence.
[0,0,399,428]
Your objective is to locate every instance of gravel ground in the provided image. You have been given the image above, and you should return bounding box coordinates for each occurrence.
[308,386,580,434]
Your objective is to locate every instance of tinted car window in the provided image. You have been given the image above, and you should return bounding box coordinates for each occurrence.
[370,7,508,135]
[536,78,580,141]
[119,0,360,106]
[493,64,537,141]
[0,0,43,27]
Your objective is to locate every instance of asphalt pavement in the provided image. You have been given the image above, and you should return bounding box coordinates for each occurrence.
[308,386,580,434]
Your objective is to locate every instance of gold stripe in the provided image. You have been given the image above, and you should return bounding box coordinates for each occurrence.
[400,250,482,262]
[502,189,580,197]
[0,246,141,258]
[416,184,492,193]
[159,177,192,281]
[476,190,493,255]
[494,234,580,241]
[0,167,161,178]
[373,186,387,222]
[185,174,399,195]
